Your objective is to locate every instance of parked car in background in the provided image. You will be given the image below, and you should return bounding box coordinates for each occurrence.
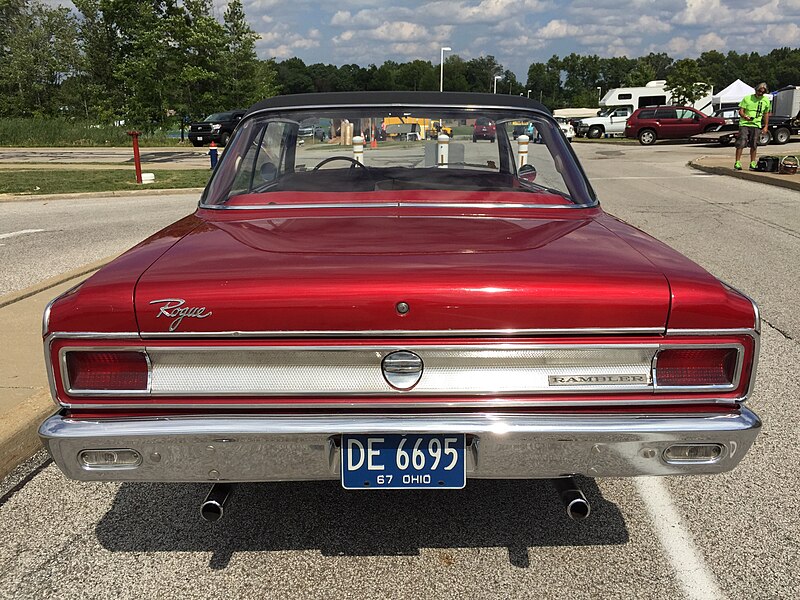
[188,110,246,147]
[472,117,496,142]
[298,119,329,141]
[40,92,761,523]
[555,117,575,141]
[575,106,632,138]
[625,106,725,145]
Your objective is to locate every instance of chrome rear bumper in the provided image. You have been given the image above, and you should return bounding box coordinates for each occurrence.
[40,409,761,482]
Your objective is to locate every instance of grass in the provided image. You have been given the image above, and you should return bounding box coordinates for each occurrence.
[0,118,185,147]
[0,169,211,195]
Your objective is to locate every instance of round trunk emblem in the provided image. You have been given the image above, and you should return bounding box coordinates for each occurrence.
[382,350,424,390]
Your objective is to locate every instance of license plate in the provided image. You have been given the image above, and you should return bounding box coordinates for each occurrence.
[197,136,203,141]
[341,434,466,490]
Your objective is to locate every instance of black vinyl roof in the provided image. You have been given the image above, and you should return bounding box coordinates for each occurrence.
[246,91,551,116]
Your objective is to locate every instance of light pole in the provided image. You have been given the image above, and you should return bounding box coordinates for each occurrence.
[527,89,531,98]
[493,75,501,94]
[439,46,451,92]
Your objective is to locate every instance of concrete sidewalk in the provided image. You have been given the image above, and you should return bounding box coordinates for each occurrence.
[0,272,99,479]
[689,155,800,192]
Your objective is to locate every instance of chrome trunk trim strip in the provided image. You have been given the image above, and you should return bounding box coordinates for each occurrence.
[136,327,667,338]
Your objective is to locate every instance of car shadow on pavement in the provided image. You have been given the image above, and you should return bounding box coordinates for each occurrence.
[95,477,628,569]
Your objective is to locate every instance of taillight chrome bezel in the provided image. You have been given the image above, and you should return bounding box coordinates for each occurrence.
[652,343,744,393]
[58,346,152,396]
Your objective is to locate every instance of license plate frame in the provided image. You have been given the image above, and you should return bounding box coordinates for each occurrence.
[341,433,466,490]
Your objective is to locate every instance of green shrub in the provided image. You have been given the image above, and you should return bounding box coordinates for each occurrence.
[0,119,185,147]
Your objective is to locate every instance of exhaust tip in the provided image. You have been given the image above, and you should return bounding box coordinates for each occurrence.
[200,500,224,522]
[566,497,591,521]
[552,476,591,521]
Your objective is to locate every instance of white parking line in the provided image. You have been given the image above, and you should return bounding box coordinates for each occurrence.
[0,229,45,240]
[634,477,726,600]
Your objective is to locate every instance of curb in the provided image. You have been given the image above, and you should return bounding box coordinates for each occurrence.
[688,158,800,192]
[0,391,54,481]
[0,255,114,309]
[0,187,204,203]
[0,264,109,481]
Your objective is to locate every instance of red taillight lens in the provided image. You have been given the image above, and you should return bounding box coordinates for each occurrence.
[66,351,148,391]
[655,348,738,387]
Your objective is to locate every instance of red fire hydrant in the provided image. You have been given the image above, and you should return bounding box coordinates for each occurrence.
[126,131,143,184]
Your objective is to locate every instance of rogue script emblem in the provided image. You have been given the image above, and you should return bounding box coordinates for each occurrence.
[150,298,213,331]
[382,350,424,390]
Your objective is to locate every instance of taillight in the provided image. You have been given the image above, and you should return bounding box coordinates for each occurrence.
[65,351,149,392]
[654,348,738,387]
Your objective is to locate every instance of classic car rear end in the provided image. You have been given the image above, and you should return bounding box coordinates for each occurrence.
[40,92,760,520]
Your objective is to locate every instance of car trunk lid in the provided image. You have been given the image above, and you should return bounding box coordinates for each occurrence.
[134,211,671,335]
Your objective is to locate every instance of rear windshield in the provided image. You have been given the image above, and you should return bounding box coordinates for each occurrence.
[201,104,596,208]
[205,112,234,122]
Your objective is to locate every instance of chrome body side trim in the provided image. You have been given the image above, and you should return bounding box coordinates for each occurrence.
[39,408,762,482]
[137,327,666,338]
[200,202,587,211]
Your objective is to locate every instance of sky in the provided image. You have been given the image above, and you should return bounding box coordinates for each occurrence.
[56,0,800,80]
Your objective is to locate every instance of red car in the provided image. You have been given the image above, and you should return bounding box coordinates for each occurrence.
[40,92,760,522]
[625,106,725,145]
[472,116,496,142]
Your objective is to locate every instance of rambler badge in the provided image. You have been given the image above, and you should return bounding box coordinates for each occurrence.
[150,298,212,331]
[548,374,648,386]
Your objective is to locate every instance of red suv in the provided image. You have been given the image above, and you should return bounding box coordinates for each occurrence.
[472,117,496,142]
[625,106,725,145]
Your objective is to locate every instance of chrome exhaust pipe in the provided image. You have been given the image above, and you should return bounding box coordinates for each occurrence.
[200,483,234,522]
[552,477,591,521]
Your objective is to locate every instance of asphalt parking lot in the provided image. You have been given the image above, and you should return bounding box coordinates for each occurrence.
[0,141,798,599]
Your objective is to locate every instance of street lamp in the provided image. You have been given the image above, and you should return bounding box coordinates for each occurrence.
[493,75,502,94]
[527,89,531,98]
[439,46,451,92]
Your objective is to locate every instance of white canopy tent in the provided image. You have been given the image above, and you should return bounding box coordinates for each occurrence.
[712,80,755,109]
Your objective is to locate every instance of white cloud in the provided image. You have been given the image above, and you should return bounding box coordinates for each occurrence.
[695,32,726,51]
[539,19,572,39]
[763,22,800,44]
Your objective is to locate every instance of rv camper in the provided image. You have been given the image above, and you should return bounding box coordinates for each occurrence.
[600,80,713,115]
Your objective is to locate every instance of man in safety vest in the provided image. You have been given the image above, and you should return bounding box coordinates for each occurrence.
[734,82,771,171]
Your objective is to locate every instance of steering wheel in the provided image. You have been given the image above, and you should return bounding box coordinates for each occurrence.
[312,156,369,171]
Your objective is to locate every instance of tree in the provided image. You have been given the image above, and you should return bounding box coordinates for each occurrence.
[464,55,502,92]
[697,50,727,93]
[665,58,711,106]
[0,1,80,117]
[277,57,314,94]
[442,55,469,92]
[218,0,270,107]
[638,52,673,80]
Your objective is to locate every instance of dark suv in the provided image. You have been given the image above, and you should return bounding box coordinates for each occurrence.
[625,106,724,145]
[472,117,496,142]
[188,110,246,147]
